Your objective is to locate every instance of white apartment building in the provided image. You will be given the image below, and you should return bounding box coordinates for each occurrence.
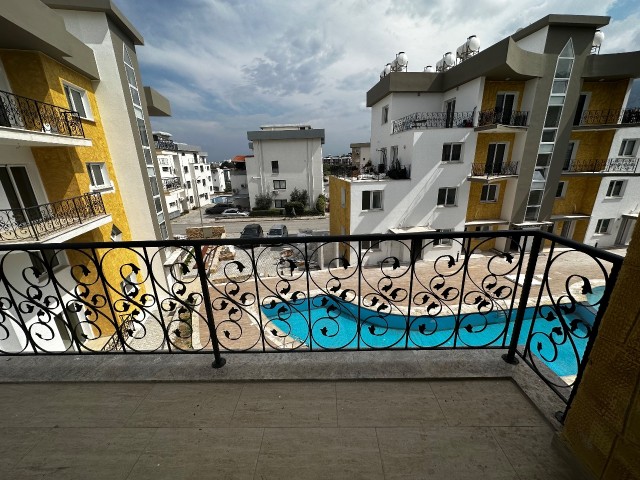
[153,132,183,219]
[246,125,325,210]
[208,164,229,194]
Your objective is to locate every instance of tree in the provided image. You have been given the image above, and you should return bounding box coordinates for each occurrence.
[289,188,309,206]
[254,192,273,210]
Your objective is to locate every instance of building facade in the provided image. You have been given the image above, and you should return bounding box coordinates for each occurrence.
[331,14,640,263]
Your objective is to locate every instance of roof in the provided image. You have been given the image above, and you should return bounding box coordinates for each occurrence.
[350,142,371,148]
[247,129,325,143]
[232,155,254,162]
[511,14,609,42]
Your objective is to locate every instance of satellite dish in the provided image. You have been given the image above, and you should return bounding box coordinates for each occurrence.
[593,30,604,47]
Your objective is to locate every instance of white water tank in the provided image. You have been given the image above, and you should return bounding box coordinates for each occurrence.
[466,35,480,53]
[383,63,391,75]
[593,30,604,47]
[456,45,465,60]
[443,52,454,67]
[396,51,408,67]
[424,65,434,72]
[436,59,444,71]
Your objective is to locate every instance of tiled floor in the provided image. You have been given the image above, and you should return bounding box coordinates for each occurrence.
[0,379,582,479]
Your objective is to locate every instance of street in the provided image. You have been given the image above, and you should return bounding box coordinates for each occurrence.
[170,205,330,237]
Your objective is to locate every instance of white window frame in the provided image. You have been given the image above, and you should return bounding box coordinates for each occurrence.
[361,240,381,251]
[273,180,286,190]
[442,143,462,163]
[86,162,113,191]
[480,184,498,202]
[619,139,638,157]
[382,105,389,124]
[606,180,625,198]
[63,82,93,121]
[271,161,279,174]
[274,199,287,209]
[437,187,457,207]
[555,181,568,198]
[362,190,383,211]
[434,229,453,247]
[595,218,612,234]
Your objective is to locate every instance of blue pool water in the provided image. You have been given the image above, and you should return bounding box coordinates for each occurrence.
[263,289,605,377]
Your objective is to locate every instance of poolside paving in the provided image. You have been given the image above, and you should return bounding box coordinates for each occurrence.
[0,378,582,479]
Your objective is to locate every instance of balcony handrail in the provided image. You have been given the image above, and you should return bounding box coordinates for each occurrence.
[0,89,85,138]
[155,139,178,151]
[162,176,182,191]
[576,107,640,126]
[392,111,475,134]
[470,161,519,177]
[563,157,639,173]
[0,192,106,242]
[477,109,529,127]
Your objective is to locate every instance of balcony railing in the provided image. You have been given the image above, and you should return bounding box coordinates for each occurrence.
[0,192,106,242]
[162,177,182,191]
[471,162,519,177]
[564,157,639,173]
[0,90,84,138]
[0,230,622,417]
[392,111,475,134]
[575,108,640,126]
[477,110,529,127]
[155,139,178,151]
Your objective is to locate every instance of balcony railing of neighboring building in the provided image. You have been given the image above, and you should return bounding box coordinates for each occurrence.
[563,158,639,173]
[477,110,529,127]
[0,192,106,242]
[0,90,85,138]
[0,229,622,418]
[574,108,640,127]
[162,177,182,192]
[154,139,178,151]
[392,111,475,134]
[471,161,519,177]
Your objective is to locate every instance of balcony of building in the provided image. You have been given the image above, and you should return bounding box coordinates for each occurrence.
[161,176,182,192]
[572,107,640,131]
[561,157,640,176]
[468,161,519,181]
[475,109,529,132]
[0,192,110,243]
[0,228,634,478]
[154,138,178,151]
[392,111,475,134]
[0,90,91,148]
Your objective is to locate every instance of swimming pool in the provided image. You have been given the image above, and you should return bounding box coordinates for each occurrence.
[263,292,602,377]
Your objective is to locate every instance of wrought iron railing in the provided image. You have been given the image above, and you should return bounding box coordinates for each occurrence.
[392,111,475,133]
[0,90,84,138]
[477,110,529,127]
[0,192,106,242]
[162,177,182,191]
[471,162,519,177]
[0,230,622,418]
[155,139,178,151]
[604,157,639,173]
[564,158,639,173]
[575,108,640,126]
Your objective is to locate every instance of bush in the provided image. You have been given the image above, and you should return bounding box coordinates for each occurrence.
[254,193,273,210]
[285,201,305,215]
[315,194,327,214]
[250,209,285,217]
[289,188,309,206]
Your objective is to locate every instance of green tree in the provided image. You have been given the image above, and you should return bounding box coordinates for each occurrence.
[289,188,309,206]
[254,192,273,210]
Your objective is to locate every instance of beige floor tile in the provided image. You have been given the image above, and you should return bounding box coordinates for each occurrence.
[336,380,447,427]
[0,427,44,477]
[255,427,384,480]
[376,426,518,479]
[231,381,337,427]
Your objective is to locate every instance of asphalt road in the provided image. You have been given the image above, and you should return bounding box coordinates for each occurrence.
[170,206,330,238]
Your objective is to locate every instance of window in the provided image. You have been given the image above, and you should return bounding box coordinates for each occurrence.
[445,99,456,128]
[186,181,191,189]
[362,190,383,210]
[184,166,188,173]
[110,225,122,242]
[162,167,169,172]
[475,225,491,232]
[86,163,111,190]
[434,229,453,246]
[63,83,91,119]
[391,145,398,162]
[274,199,287,208]
[271,161,279,174]
[442,143,462,162]
[273,180,286,189]
[480,184,498,202]
[563,142,576,170]
[120,274,136,296]
[379,148,387,171]
[361,240,381,251]
[619,139,637,157]
[437,187,457,206]
[606,180,625,198]
[556,181,567,198]
[154,197,162,213]
[595,219,611,234]
[382,105,389,124]
[341,187,346,207]
[189,196,193,203]
[485,143,506,174]
[28,250,60,278]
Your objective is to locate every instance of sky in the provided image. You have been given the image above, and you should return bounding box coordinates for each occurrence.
[115,0,640,161]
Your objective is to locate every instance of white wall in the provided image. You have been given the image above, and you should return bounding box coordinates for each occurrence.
[514,26,549,54]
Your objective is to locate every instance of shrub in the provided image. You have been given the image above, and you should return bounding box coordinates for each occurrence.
[289,188,309,206]
[254,193,273,210]
[315,194,327,214]
[250,208,285,217]
[285,201,305,215]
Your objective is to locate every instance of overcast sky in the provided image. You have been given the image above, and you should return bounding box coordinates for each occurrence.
[115,0,640,161]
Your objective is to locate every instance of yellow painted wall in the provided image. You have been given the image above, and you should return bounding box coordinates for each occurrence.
[465,180,508,251]
[0,50,144,334]
[571,130,615,164]
[474,133,516,165]
[329,177,350,235]
[480,81,526,111]
[552,176,600,242]
[581,80,629,113]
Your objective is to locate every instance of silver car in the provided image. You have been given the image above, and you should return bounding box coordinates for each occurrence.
[221,208,249,217]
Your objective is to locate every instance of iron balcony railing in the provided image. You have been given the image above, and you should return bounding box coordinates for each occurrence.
[477,110,529,127]
[471,162,519,177]
[0,230,622,419]
[575,108,640,126]
[392,111,475,134]
[0,90,84,138]
[564,157,639,173]
[0,192,106,242]
[162,177,182,191]
[155,139,178,151]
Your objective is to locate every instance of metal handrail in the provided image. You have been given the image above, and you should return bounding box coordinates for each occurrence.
[392,111,475,133]
[563,158,639,173]
[470,162,519,177]
[477,110,529,127]
[576,108,640,126]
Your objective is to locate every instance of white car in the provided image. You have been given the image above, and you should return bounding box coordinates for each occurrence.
[221,208,249,217]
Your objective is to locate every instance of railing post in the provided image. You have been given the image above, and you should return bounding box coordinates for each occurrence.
[503,233,542,364]
[63,110,72,136]
[193,244,226,368]
[73,197,83,223]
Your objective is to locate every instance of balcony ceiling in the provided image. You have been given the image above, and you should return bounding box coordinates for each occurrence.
[0,126,92,147]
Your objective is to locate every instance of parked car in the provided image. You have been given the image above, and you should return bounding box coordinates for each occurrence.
[221,208,249,217]
[205,204,235,215]
[267,224,288,238]
[240,223,264,239]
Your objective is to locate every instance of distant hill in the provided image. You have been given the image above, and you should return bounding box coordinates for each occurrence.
[628,79,640,108]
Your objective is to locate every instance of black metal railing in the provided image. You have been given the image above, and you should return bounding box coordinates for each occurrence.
[0,192,106,242]
[0,230,622,417]
[575,108,640,126]
[392,111,475,133]
[162,177,182,191]
[154,139,178,151]
[477,110,529,127]
[471,162,519,177]
[563,158,639,174]
[0,90,84,138]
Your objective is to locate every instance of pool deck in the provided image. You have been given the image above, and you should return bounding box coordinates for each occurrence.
[0,351,585,479]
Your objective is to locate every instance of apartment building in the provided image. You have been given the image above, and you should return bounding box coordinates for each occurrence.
[153,132,183,219]
[247,125,324,210]
[0,0,172,352]
[350,142,371,171]
[331,14,640,263]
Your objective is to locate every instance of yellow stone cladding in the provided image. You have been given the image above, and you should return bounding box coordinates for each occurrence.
[552,176,601,242]
[581,80,629,113]
[480,81,526,112]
